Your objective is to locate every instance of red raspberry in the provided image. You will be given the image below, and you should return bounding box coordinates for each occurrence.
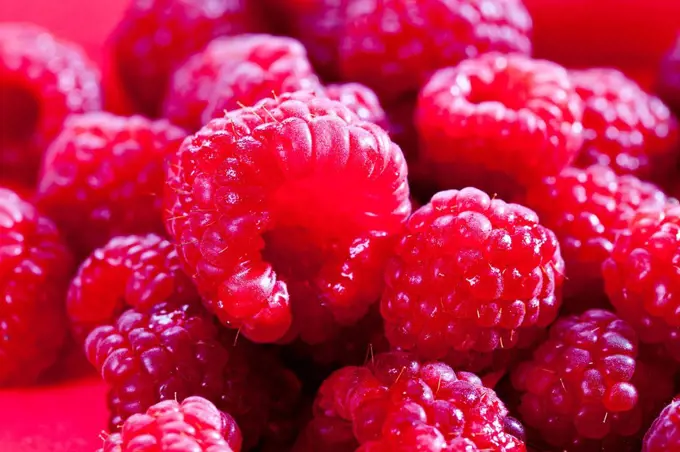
[100,396,243,452]
[324,83,388,129]
[511,309,675,451]
[164,34,320,132]
[0,23,101,185]
[643,396,680,452]
[380,188,564,372]
[0,188,73,385]
[67,234,196,341]
[297,351,526,451]
[658,34,680,117]
[416,53,584,200]
[524,165,668,312]
[570,69,679,185]
[340,0,533,101]
[36,112,186,257]
[107,0,262,117]
[164,92,411,344]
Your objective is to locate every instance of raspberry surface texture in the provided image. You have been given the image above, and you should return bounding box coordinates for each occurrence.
[658,34,680,117]
[36,112,186,257]
[0,188,73,385]
[381,188,563,370]
[643,396,680,452]
[164,34,320,132]
[324,83,388,129]
[67,234,196,341]
[0,23,101,185]
[339,0,533,101]
[107,0,262,117]
[100,396,242,452]
[571,68,679,185]
[416,53,584,200]
[524,165,668,312]
[511,309,675,451]
[297,351,526,451]
[164,92,411,344]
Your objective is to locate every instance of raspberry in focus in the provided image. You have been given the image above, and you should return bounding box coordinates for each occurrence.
[324,83,388,129]
[643,396,680,452]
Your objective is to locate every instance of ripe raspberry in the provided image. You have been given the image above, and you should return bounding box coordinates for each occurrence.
[107,0,262,117]
[380,188,564,371]
[524,165,668,312]
[36,112,186,257]
[0,188,73,385]
[67,234,196,341]
[340,0,533,101]
[0,23,101,185]
[511,309,675,451]
[658,34,680,117]
[164,34,320,132]
[297,351,526,451]
[416,53,584,200]
[164,92,410,344]
[643,396,680,452]
[100,396,242,452]
[324,83,388,129]
[86,301,301,449]
[570,69,679,185]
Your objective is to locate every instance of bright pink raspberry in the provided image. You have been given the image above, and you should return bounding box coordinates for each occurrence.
[643,396,680,452]
[297,351,526,451]
[164,92,411,344]
[100,396,242,452]
[511,309,675,451]
[340,0,533,101]
[324,83,388,129]
[416,53,584,200]
[0,23,101,185]
[36,112,186,257]
[571,68,679,185]
[0,188,73,385]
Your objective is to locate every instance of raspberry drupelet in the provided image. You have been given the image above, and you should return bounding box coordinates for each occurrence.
[416,53,584,201]
[643,396,680,452]
[658,34,680,117]
[100,396,243,452]
[0,23,101,185]
[524,165,668,312]
[36,112,186,257]
[0,188,74,385]
[570,68,679,185]
[324,83,388,129]
[380,188,564,372]
[296,351,526,451]
[164,92,411,344]
[511,309,675,451]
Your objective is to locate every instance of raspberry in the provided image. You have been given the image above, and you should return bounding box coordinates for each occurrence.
[100,396,243,452]
[658,34,680,117]
[511,309,675,451]
[297,351,526,451]
[164,92,411,344]
[339,0,533,101]
[107,0,262,117]
[0,23,101,185]
[85,301,301,449]
[67,234,196,341]
[570,69,679,185]
[524,165,668,312]
[643,396,680,452]
[0,187,73,385]
[380,188,563,372]
[602,202,680,361]
[415,53,584,200]
[164,34,320,132]
[36,112,186,257]
[324,83,388,129]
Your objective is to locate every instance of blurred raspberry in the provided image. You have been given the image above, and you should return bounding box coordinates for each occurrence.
[643,396,680,452]
[657,34,680,117]
[324,83,387,129]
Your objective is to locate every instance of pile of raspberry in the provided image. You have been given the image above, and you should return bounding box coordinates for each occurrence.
[2,1,680,451]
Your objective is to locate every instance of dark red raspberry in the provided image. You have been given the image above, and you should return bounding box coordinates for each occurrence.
[36,112,186,257]
[380,188,563,372]
[570,69,679,185]
[416,53,584,200]
[657,34,680,117]
[511,309,675,451]
[643,396,680,452]
[164,34,320,132]
[524,165,668,312]
[164,92,411,344]
[0,23,101,185]
[324,83,388,129]
[297,351,526,451]
[67,234,196,341]
[339,0,533,101]
[107,0,262,117]
[100,396,243,452]
[0,187,73,385]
